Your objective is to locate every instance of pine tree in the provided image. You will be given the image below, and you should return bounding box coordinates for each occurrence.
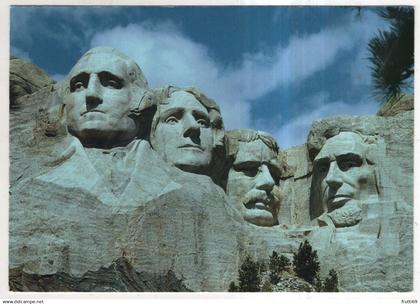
[228,281,238,292]
[261,279,273,292]
[269,251,290,284]
[368,7,414,103]
[269,251,281,284]
[323,269,339,292]
[278,255,291,272]
[238,256,261,292]
[257,260,267,274]
[313,275,323,292]
[292,240,320,284]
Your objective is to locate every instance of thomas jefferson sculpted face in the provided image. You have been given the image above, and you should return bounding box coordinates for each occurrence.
[226,130,281,226]
[63,48,147,147]
[151,90,216,173]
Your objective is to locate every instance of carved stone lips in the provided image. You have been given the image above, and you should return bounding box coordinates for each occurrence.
[244,197,271,211]
[328,195,352,208]
[178,144,203,151]
[81,109,104,116]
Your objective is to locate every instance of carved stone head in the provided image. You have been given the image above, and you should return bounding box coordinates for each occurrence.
[226,129,282,227]
[62,47,148,148]
[149,86,224,176]
[311,131,380,227]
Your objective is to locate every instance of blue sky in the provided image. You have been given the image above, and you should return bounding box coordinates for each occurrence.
[11,6,394,148]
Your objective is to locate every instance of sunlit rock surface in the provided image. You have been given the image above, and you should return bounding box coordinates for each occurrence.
[9,56,413,292]
[10,57,55,108]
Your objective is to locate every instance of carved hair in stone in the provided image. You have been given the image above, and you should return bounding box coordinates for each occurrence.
[148,86,225,180]
[310,130,381,227]
[60,47,149,148]
[225,129,282,227]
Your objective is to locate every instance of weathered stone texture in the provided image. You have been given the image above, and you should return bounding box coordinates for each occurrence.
[278,144,311,225]
[9,57,413,292]
[10,57,55,107]
[10,258,190,292]
[377,94,414,117]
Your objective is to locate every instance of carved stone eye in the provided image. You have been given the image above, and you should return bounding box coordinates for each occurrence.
[165,116,178,124]
[98,72,123,89]
[74,81,85,90]
[339,160,360,171]
[318,163,329,174]
[240,167,259,177]
[197,118,209,128]
[106,79,120,88]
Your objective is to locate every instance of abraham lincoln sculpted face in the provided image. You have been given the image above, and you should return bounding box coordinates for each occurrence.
[312,131,379,227]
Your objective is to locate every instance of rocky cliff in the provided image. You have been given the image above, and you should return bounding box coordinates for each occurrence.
[9,57,413,292]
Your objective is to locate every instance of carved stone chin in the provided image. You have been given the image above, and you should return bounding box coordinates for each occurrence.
[327,200,363,228]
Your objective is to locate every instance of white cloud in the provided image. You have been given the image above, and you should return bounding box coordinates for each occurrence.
[88,10,388,131]
[274,93,379,149]
[90,22,251,129]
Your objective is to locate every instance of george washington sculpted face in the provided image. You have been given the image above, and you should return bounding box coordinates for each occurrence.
[63,48,147,148]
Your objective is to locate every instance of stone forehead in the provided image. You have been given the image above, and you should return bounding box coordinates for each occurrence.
[315,131,367,160]
[235,140,278,164]
[227,128,279,156]
[80,47,132,62]
[163,91,207,111]
[167,86,221,114]
[65,47,148,89]
[69,49,129,75]
[69,54,128,77]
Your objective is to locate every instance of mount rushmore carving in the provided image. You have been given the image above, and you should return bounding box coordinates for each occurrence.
[9,47,413,291]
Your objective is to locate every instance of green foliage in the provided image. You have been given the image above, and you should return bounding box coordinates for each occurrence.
[261,279,273,292]
[279,255,291,272]
[292,240,320,284]
[313,275,323,292]
[231,247,338,292]
[368,7,414,103]
[257,260,267,274]
[323,269,339,292]
[268,251,290,284]
[228,281,238,292]
[238,256,261,292]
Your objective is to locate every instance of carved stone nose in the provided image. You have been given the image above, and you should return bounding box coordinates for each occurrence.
[255,165,274,192]
[85,75,103,109]
[325,162,343,189]
[183,115,200,138]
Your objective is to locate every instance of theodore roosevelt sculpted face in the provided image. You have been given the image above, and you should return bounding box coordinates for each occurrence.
[226,130,281,227]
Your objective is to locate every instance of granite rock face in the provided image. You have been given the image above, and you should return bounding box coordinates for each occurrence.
[10,57,55,107]
[9,51,413,292]
[284,112,413,291]
[10,258,190,292]
[377,94,414,117]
